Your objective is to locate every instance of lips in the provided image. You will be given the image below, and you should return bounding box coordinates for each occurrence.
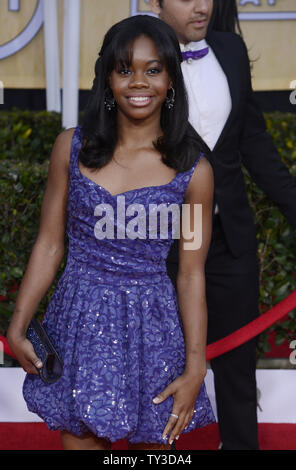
[126,95,153,106]
[189,18,207,26]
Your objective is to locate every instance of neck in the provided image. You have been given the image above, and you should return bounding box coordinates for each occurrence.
[179,33,207,45]
[116,111,163,152]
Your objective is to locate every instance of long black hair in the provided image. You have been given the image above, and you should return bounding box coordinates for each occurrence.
[80,15,210,174]
[209,1,256,70]
[209,0,243,36]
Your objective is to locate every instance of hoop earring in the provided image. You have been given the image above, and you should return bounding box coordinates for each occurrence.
[104,88,116,111]
[165,87,175,110]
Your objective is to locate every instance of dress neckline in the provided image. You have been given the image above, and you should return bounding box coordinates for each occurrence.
[74,126,182,198]
[76,162,180,198]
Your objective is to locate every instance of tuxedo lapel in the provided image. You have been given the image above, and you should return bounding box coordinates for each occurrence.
[206,32,240,151]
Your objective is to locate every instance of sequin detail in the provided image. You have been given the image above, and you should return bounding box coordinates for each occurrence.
[22,125,216,443]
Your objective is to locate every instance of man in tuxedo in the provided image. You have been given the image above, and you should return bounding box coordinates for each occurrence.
[150,0,296,450]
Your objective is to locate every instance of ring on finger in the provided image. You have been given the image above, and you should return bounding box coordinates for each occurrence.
[170,413,179,419]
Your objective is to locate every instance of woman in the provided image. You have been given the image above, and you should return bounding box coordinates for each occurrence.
[7,15,215,451]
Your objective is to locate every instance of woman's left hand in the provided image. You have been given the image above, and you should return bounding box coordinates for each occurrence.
[152,371,205,444]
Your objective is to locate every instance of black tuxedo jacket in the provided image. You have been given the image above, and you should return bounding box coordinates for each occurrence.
[168,30,296,261]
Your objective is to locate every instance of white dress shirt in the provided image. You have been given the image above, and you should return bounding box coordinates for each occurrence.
[180,39,232,214]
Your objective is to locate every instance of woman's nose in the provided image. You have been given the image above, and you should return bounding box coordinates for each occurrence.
[128,72,149,88]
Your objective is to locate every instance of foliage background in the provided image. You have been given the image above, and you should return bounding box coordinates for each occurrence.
[0,109,296,364]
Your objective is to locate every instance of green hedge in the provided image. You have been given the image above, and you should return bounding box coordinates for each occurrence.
[243,112,296,356]
[0,108,296,361]
[0,110,65,340]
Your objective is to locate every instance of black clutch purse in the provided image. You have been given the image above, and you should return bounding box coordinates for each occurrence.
[26,318,63,384]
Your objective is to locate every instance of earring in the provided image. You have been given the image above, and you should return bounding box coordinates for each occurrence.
[165,87,175,110]
[104,89,116,111]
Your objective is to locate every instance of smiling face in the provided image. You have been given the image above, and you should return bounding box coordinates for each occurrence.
[108,35,172,123]
[150,0,214,44]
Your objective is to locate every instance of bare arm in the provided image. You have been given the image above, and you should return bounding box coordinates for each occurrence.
[177,155,214,377]
[7,128,75,372]
[153,156,214,443]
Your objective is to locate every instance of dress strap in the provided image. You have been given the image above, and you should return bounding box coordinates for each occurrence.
[179,152,204,196]
[190,152,204,174]
[69,125,82,174]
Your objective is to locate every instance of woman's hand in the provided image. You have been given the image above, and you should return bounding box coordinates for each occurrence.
[152,371,205,444]
[7,332,43,375]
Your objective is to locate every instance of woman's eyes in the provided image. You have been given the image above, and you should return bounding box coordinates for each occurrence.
[118,69,131,75]
[147,68,162,74]
[117,68,162,75]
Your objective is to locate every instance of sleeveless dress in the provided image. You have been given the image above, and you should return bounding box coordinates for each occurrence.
[22,125,216,444]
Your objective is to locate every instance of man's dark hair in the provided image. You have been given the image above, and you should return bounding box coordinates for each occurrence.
[210,0,243,36]
[80,15,209,174]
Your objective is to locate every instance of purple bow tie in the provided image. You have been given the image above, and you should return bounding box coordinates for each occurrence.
[181,47,209,63]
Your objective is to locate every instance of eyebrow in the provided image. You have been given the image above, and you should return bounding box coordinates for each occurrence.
[116,59,163,67]
[146,60,162,65]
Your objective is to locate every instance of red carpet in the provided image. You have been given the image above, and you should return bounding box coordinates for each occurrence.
[0,423,295,450]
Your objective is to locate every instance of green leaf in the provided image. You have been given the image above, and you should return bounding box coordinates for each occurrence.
[10,267,24,278]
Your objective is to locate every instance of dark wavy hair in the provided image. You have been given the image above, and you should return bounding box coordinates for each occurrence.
[79,15,210,174]
[210,0,243,36]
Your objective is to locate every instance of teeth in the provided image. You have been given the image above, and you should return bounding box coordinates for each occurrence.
[129,97,150,102]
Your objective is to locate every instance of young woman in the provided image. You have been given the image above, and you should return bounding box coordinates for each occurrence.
[7,15,215,451]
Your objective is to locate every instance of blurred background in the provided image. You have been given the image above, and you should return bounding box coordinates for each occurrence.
[1,0,296,119]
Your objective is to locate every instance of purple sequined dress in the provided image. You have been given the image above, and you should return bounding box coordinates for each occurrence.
[23,125,216,443]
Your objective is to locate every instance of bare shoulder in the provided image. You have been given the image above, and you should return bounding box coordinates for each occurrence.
[194,154,213,179]
[50,127,76,172]
[186,155,214,201]
[57,126,75,141]
[53,127,75,156]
